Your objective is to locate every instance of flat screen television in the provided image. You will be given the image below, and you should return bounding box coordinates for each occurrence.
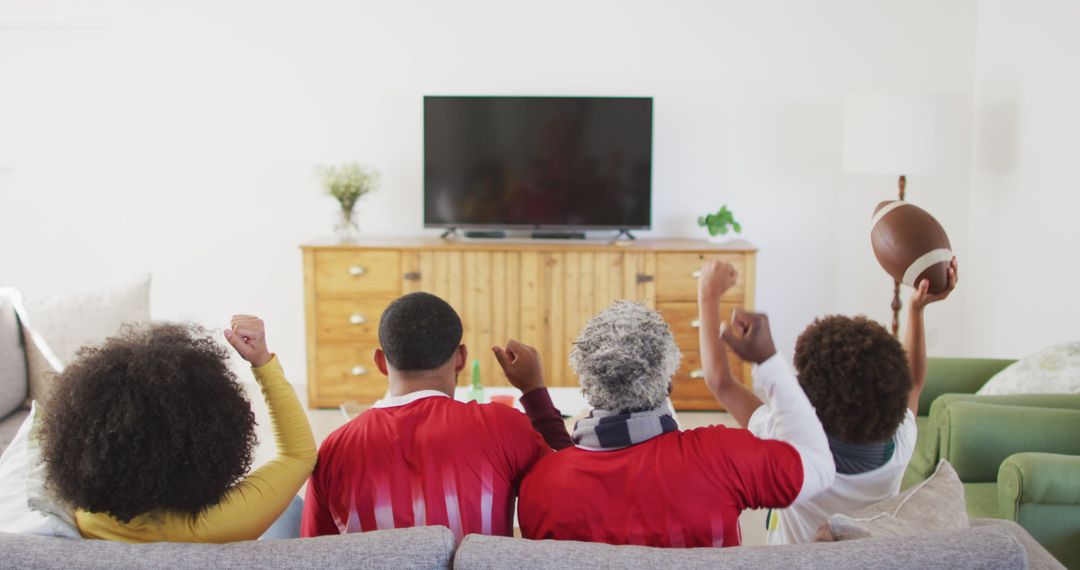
[424,96,653,231]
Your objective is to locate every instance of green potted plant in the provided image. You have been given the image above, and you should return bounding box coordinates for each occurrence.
[697,205,742,242]
[316,162,379,242]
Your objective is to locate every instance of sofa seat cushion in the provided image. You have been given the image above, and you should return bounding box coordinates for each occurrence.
[0,526,456,570]
[966,482,1003,519]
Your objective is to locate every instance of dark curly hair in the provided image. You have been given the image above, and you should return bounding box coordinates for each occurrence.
[793,315,911,444]
[378,292,463,371]
[40,323,258,523]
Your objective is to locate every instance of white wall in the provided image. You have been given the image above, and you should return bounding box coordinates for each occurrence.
[1,0,981,381]
[963,0,1080,358]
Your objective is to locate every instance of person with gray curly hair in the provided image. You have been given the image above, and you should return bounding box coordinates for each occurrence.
[516,264,835,549]
[571,300,681,414]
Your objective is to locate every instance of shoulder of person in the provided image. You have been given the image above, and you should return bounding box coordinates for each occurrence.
[481,401,532,425]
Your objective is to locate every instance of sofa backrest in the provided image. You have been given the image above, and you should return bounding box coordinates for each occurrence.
[920,357,1016,416]
[0,289,29,419]
[0,526,457,570]
[453,525,1030,570]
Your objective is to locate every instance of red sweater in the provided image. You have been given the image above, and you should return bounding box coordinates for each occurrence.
[301,389,569,539]
[518,426,804,547]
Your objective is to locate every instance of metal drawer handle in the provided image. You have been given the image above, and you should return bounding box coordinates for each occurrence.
[348,265,366,277]
[689,369,705,379]
[691,270,702,279]
[350,365,368,376]
[349,313,367,325]
[690,319,701,328]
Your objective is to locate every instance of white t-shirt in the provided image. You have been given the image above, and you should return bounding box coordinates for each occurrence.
[747,406,918,545]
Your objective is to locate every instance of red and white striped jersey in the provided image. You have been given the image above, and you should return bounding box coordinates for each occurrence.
[518,426,805,548]
[301,391,550,539]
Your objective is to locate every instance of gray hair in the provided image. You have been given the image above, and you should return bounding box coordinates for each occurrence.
[570,300,681,412]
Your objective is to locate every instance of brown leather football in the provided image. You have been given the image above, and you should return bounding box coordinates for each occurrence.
[870,201,952,294]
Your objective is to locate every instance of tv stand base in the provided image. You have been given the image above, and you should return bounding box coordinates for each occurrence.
[464,230,507,239]
[531,231,586,240]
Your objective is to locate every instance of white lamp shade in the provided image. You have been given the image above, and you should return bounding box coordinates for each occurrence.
[842,92,967,175]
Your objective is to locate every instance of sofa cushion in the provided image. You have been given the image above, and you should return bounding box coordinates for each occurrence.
[0,410,29,455]
[825,459,969,540]
[0,526,456,570]
[0,403,79,538]
[453,525,1027,570]
[22,275,150,403]
[978,342,1080,396]
[0,290,28,419]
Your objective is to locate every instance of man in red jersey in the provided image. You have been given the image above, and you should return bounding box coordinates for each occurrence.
[301,292,571,539]
[517,265,835,548]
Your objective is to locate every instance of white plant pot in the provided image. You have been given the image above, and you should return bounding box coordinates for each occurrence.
[707,232,740,244]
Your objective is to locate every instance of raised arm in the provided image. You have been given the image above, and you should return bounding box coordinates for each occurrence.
[697,261,763,427]
[494,340,573,450]
[722,311,835,503]
[906,257,958,413]
[172,316,318,542]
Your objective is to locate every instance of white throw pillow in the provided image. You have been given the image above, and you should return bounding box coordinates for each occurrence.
[21,274,151,403]
[977,342,1080,395]
[821,459,968,541]
[0,401,81,538]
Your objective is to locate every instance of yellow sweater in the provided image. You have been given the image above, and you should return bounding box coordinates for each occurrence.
[76,356,317,543]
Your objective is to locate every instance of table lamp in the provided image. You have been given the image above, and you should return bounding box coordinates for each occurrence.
[842,92,965,336]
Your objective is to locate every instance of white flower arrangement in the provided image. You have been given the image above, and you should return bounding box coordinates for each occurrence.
[316,163,380,213]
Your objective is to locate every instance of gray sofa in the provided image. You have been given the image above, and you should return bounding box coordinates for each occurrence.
[0,519,1063,569]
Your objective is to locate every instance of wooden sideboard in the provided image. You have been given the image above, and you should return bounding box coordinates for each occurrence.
[301,238,756,410]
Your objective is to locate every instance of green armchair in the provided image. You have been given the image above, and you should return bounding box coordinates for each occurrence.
[905,357,1080,568]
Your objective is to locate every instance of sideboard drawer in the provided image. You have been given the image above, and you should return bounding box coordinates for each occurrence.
[313,344,387,404]
[655,253,746,302]
[316,298,388,343]
[674,349,744,385]
[658,301,739,350]
[315,251,402,296]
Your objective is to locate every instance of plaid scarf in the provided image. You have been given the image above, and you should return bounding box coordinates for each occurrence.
[572,407,678,450]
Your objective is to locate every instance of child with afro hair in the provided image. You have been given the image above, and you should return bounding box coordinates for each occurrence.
[699,257,958,544]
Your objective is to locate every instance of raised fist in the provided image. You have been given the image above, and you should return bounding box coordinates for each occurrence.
[224,315,273,367]
[493,339,545,394]
[698,261,738,301]
[720,309,777,365]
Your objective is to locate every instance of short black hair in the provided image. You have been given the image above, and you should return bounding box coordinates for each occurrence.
[793,315,912,444]
[40,323,257,523]
[378,292,463,371]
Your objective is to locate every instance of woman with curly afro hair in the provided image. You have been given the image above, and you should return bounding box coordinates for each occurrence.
[40,315,316,543]
[705,258,959,545]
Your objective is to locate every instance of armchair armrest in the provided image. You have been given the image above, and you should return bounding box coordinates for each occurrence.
[1000,452,1080,514]
[999,453,1080,570]
[942,402,1080,482]
[906,393,1080,486]
[918,358,1015,416]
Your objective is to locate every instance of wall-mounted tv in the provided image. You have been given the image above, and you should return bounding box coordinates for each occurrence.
[424,96,653,231]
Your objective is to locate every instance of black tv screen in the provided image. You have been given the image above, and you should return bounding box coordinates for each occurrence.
[424,96,652,230]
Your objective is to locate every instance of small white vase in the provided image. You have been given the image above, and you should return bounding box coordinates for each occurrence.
[335,207,360,242]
